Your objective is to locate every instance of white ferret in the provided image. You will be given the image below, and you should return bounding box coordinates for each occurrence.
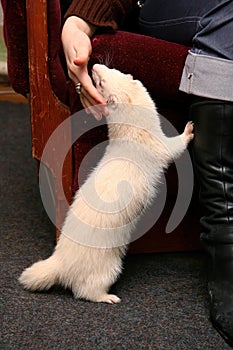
[19,64,194,303]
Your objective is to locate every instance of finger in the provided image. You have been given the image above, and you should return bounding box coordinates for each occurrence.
[81,88,109,116]
[71,67,105,106]
[73,55,90,67]
[78,74,106,105]
[73,41,91,66]
[86,106,103,121]
[80,82,109,115]
[80,94,103,120]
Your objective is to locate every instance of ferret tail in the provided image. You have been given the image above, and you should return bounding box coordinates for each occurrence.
[19,255,60,291]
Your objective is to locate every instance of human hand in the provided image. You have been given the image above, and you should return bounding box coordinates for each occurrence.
[61,16,108,120]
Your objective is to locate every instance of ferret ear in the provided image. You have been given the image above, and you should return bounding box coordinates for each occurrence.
[107,94,118,110]
[131,79,144,90]
[126,74,133,80]
[124,92,132,104]
[132,79,141,86]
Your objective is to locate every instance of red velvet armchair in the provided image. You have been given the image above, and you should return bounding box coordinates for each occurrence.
[2,0,201,253]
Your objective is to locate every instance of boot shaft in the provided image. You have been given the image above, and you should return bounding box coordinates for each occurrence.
[190,98,233,240]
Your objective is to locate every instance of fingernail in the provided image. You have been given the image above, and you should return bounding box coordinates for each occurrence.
[95,113,102,121]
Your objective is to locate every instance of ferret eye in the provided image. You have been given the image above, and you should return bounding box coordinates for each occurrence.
[99,79,105,88]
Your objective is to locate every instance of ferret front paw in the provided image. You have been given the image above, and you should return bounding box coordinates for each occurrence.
[183,121,194,144]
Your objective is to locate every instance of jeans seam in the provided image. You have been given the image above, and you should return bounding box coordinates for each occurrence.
[139,16,201,27]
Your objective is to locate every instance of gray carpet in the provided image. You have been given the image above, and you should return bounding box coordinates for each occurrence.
[0,101,231,350]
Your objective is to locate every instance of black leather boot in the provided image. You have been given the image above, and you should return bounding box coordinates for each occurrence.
[190,97,233,347]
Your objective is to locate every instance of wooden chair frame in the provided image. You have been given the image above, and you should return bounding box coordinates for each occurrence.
[26,0,72,239]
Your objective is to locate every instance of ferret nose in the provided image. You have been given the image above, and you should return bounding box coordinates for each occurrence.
[93,64,105,72]
[92,64,101,71]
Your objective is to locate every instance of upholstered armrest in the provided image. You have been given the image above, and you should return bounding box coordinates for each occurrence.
[2,0,189,107]
[91,32,189,102]
[65,31,190,115]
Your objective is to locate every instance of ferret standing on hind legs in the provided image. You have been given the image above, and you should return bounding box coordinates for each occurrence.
[19,64,194,304]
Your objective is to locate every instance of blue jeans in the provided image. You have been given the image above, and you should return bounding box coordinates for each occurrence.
[139,0,233,101]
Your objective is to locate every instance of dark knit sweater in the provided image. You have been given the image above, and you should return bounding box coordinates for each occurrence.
[65,0,134,30]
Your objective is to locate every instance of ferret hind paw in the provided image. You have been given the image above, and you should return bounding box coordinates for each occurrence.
[97,294,121,304]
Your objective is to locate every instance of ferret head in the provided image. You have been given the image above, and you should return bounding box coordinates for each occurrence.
[92,64,155,112]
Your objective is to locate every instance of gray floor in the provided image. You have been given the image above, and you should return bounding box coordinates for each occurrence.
[0,101,231,349]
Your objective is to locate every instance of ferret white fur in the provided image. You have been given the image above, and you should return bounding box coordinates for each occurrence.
[19,64,194,304]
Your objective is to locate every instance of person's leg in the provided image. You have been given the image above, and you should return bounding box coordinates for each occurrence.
[181,3,233,345]
[139,0,220,46]
[191,0,233,59]
[139,0,233,101]
[190,98,233,346]
[140,1,233,346]
[179,0,233,102]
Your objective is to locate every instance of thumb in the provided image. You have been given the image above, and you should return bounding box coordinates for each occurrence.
[73,45,91,67]
[73,55,88,66]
